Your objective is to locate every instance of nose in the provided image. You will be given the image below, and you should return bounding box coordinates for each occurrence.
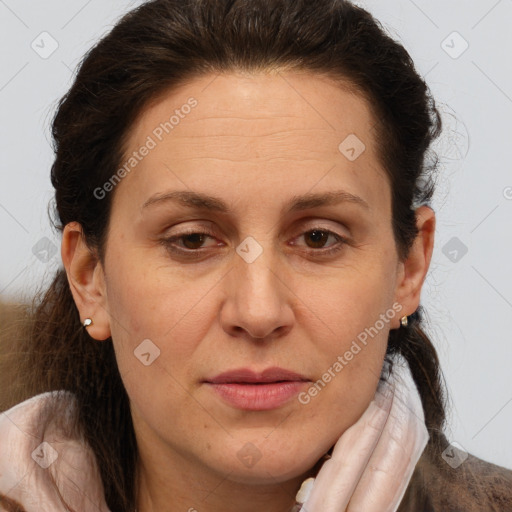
[219,243,294,342]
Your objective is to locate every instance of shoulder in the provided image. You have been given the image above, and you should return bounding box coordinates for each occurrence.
[0,392,109,512]
[399,433,512,511]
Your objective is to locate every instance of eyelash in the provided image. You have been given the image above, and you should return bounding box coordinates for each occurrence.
[160,227,349,258]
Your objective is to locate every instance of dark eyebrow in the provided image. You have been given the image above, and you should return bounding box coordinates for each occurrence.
[142,189,370,214]
[142,191,233,213]
[286,190,370,213]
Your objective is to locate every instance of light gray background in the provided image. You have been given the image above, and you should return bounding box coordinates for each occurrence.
[1,0,511,468]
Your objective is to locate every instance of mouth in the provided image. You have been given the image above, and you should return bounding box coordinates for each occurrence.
[206,367,309,384]
[203,367,310,411]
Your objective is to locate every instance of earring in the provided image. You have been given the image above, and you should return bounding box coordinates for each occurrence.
[400,315,408,328]
[83,318,93,328]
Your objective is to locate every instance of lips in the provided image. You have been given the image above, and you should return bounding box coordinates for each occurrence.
[205,366,309,385]
[204,367,310,411]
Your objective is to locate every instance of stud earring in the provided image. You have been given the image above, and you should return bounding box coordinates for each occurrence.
[400,315,408,328]
[83,318,93,328]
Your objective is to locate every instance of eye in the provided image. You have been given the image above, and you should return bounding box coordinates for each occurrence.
[161,227,220,255]
[290,228,348,256]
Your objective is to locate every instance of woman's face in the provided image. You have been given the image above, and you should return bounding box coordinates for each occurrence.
[93,71,414,484]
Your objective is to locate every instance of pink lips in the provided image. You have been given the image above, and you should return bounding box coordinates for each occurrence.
[204,367,310,411]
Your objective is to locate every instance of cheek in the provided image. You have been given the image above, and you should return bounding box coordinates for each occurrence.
[102,245,224,406]
[104,243,207,341]
[299,307,389,449]
[295,260,395,424]
[301,257,396,346]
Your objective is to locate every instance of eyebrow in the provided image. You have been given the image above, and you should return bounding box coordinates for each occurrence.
[142,189,370,214]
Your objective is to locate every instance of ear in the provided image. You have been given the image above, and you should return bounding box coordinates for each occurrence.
[61,222,111,341]
[392,205,436,329]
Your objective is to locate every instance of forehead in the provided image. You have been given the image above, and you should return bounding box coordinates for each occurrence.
[115,70,390,215]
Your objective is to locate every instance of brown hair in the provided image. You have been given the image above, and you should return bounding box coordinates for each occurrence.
[6,1,447,510]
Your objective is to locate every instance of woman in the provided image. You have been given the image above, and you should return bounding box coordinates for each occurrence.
[0,0,511,510]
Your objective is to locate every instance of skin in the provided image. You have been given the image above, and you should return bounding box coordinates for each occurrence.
[61,70,435,512]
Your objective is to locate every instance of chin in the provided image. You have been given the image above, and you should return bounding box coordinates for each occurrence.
[206,443,323,486]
